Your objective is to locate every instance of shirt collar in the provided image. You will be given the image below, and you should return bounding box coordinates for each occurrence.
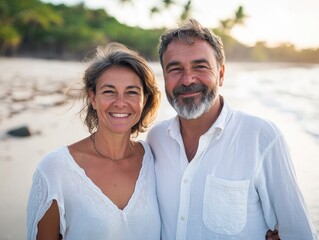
[166,96,234,140]
[167,115,181,140]
[210,96,233,139]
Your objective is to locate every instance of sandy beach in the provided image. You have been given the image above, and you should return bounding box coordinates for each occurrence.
[0,57,318,239]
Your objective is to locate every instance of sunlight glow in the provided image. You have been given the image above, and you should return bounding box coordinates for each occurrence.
[42,0,319,49]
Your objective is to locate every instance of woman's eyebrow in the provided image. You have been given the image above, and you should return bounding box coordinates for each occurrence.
[126,85,142,91]
[99,84,114,90]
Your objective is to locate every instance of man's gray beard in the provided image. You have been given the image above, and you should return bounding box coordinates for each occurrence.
[168,90,216,120]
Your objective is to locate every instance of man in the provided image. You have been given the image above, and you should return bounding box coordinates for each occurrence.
[146,19,317,239]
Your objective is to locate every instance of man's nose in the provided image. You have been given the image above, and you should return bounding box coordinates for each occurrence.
[181,69,196,86]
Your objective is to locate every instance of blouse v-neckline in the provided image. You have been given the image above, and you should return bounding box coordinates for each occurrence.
[62,143,147,213]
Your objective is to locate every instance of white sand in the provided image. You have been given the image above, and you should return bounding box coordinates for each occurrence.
[0,58,318,239]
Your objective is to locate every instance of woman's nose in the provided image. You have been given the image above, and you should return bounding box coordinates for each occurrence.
[114,94,127,107]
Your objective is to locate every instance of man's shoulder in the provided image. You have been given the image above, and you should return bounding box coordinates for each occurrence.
[146,118,175,144]
[233,109,272,125]
[149,118,174,133]
[232,109,281,137]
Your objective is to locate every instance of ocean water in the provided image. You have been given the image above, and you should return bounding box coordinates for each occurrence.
[224,62,319,143]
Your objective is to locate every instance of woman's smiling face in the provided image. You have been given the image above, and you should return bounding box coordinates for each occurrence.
[89,65,147,135]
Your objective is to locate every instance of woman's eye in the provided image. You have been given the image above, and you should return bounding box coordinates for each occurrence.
[102,90,114,95]
[127,91,139,96]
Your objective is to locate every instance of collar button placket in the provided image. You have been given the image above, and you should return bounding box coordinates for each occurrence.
[176,155,200,240]
[176,134,215,240]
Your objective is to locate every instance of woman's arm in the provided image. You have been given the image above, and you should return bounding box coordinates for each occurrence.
[36,200,60,240]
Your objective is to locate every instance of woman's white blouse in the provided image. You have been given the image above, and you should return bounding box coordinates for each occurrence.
[26,142,161,240]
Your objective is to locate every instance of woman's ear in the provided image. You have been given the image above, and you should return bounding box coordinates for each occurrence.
[88,89,96,110]
[143,93,149,107]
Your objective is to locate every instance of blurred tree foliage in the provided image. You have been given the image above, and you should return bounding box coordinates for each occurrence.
[0,0,318,63]
[0,0,62,54]
[0,0,163,60]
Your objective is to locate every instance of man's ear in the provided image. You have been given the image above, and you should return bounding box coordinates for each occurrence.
[219,64,225,86]
[88,89,96,110]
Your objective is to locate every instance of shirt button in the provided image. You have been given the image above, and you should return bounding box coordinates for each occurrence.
[181,217,185,221]
[183,179,188,184]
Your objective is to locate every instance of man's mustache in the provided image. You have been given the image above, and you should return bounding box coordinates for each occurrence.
[173,84,207,96]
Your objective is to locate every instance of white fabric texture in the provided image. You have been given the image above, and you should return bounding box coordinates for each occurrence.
[26,141,161,240]
[146,99,317,240]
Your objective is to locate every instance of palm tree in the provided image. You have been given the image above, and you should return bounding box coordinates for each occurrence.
[218,6,248,34]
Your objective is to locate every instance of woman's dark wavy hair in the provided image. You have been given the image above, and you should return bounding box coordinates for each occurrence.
[80,42,161,137]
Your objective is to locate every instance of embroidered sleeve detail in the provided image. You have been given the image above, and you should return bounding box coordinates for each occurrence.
[26,169,48,239]
[26,169,66,240]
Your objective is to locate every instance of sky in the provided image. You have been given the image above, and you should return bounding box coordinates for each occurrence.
[42,0,319,49]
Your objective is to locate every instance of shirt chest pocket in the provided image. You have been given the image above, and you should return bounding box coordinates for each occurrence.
[203,175,250,235]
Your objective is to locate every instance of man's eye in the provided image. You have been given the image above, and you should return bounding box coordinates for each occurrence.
[194,65,207,69]
[168,67,182,73]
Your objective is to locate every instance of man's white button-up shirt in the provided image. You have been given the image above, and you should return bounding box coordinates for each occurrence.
[146,99,317,240]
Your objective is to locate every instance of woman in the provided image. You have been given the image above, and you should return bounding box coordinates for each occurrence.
[27,42,161,240]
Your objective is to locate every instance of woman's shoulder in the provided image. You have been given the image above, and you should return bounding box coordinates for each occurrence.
[37,145,70,173]
[137,140,154,163]
[138,140,150,152]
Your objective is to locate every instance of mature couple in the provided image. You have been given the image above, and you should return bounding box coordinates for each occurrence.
[27,19,317,239]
